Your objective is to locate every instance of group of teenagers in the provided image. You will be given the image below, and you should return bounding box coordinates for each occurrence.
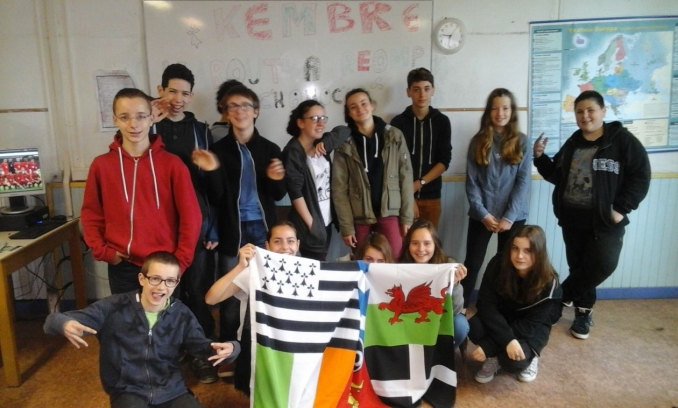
[44,63,651,408]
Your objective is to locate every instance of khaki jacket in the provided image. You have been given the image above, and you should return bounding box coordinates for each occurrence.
[332,125,414,236]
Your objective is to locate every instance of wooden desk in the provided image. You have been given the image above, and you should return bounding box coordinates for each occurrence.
[0,218,86,387]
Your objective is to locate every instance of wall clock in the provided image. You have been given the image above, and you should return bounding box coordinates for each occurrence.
[434,18,466,55]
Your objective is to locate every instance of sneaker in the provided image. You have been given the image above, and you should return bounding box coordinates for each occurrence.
[475,357,500,384]
[570,307,593,339]
[518,356,539,382]
[217,361,236,378]
[191,357,218,384]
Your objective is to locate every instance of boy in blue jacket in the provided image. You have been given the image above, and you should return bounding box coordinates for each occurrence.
[44,251,240,408]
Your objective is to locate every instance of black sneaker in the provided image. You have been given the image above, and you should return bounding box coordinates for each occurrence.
[570,307,593,339]
[191,357,218,384]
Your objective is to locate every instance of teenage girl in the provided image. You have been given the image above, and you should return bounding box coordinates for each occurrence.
[468,225,561,384]
[204,221,300,396]
[400,220,469,350]
[332,88,414,259]
[354,232,394,264]
[462,88,531,309]
[283,100,350,261]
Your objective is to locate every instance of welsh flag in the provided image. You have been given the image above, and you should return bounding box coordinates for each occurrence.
[363,263,457,408]
[248,250,367,408]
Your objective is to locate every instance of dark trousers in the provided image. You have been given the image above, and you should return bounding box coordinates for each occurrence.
[217,219,267,342]
[176,241,216,338]
[110,392,202,408]
[108,260,142,294]
[461,218,526,308]
[468,314,535,373]
[561,226,625,309]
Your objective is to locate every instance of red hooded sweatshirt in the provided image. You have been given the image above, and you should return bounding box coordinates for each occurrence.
[81,133,201,273]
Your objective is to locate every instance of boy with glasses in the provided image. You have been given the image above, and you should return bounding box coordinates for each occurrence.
[81,88,201,297]
[192,84,286,392]
[44,251,240,408]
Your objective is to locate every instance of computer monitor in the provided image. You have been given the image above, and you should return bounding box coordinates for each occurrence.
[0,148,46,215]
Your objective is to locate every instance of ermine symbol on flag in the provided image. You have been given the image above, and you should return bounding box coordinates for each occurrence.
[378,282,448,324]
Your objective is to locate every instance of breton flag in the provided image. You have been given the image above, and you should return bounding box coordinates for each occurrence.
[363,263,457,408]
[248,249,367,408]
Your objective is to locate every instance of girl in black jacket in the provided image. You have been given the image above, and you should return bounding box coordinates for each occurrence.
[282,100,350,260]
[469,225,561,384]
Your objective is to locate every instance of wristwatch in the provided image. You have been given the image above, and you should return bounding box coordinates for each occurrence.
[419,178,426,185]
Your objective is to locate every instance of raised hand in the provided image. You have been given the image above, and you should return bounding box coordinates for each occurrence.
[151,98,170,123]
[533,133,548,158]
[192,149,220,171]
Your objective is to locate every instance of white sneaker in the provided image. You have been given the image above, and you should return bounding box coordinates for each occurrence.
[475,357,500,384]
[518,356,539,382]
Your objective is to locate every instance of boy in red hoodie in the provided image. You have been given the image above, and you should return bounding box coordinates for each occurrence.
[81,88,201,294]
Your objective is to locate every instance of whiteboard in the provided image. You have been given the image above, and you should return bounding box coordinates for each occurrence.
[143,1,432,147]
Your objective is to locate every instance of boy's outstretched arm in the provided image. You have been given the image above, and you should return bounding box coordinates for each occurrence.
[208,341,241,366]
[62,320,98,349]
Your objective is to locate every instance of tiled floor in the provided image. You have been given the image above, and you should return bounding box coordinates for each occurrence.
[2,299,677,407]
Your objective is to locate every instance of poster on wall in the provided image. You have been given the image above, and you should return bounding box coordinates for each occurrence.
[528,16,678,154]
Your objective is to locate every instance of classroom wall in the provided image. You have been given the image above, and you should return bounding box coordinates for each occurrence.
[2,0,677,300]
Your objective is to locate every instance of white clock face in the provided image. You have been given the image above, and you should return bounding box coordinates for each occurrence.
[434,18,466,54]
[439,21,462,49]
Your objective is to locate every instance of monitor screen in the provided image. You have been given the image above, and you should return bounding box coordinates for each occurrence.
[0,148,46,213]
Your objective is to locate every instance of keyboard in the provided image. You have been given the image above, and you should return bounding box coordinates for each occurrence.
[9,221,67,240]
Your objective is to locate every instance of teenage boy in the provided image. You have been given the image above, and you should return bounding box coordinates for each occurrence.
[81,88,201,296]
[211,79,244,143]
[44,251,240,408]
[192,84,286,385]
[391,68,452,229]
[154,63,220,383]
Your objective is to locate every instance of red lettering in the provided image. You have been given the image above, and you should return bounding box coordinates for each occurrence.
[357,50,370,71]
[327,3,354,33]
[402,4,419,32]
[246,3,272,40]
[359,2,392,34]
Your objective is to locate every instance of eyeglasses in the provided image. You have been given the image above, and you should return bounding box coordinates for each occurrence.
[143,275,180,287]
[227,103,256,112]
[303,115,329,123]
[115,114,151,123]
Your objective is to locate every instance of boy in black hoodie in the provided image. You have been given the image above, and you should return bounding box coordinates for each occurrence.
[391,68,452,229]
[154,63,219,384]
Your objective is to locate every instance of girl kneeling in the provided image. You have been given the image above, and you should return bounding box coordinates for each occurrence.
[469,225,561,383]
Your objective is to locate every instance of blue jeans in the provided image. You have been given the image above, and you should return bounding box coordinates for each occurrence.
[454,313,470,350]
[107,260,142,294]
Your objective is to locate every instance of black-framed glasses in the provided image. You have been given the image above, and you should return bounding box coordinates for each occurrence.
[226,103,256,112]
[115,113,151,123]
[143,275,180,287]
[302,115,329,123]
